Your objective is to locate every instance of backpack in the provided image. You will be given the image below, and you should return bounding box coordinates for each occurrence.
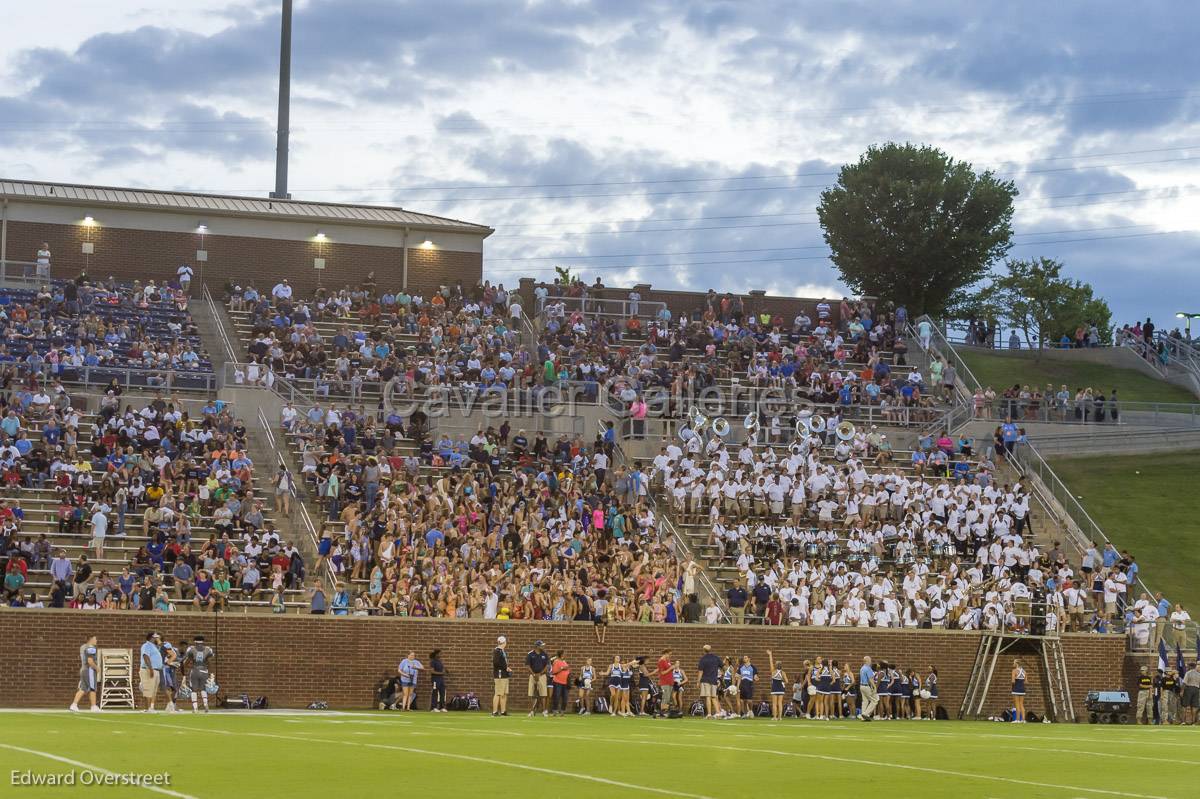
[783,703,797,718]
[465,693,480,711]
[593,696,610,715]
[690,699,707,717]
[448,695,467,711]
[756,701,771,717]
[252,696,269,710]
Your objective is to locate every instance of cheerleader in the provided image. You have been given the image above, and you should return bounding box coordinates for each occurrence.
[618,658,634,717]
[877,661,892,719]
[671,660,688,713]
[800,659,814,718]
[841,668,856,719]
[737,655,758,718]
[577,658,595,715]
[1011,659,1027,722]
[908,669,923,720]
[819,657,835,720]
[923,667,939,720]
[636,659,653,716]
[766,650,788,721]
[898,667,914,719]
[807,657,822,719]
[605,655,622,715]
[719,657,736,718]
[829,661,843,719]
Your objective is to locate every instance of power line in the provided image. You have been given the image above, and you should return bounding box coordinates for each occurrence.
[370,155,1200,204]
[485,228,1200,273]
[487,221,1161,262]
[488,187,1200,241]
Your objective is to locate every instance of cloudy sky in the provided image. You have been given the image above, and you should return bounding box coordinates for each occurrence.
[3,0,1199,330]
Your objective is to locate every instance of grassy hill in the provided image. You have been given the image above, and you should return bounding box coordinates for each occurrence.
[1049,450,1200,612]
[957,348,1198,404]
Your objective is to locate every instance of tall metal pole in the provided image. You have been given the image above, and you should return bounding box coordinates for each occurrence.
[270,0,293,199]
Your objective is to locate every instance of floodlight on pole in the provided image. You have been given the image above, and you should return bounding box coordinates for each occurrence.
[270,0,293,200]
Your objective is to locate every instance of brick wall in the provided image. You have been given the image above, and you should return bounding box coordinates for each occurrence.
[0,610,1128,715]
[5,220,481,298]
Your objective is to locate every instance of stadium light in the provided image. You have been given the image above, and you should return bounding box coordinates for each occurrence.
[197,223,208,233]
[82,216,95,226]
[315,231,327,241]
[1177,311,1200,339]
[420,239,434,248]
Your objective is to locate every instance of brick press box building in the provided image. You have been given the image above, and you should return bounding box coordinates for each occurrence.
[0,178,492,297]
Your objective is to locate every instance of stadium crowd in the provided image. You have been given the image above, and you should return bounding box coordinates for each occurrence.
[0,280,307,613]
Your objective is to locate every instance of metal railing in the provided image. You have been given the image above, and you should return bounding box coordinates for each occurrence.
[256,406,334,589]
[596,419,731,623]
[911,315,981,400]
[5,361,218,393]
[203,282,239,363]
[967,398,1200,427]
[0,259,48,288]
[537,294,667,321]
[922,315,1198,644]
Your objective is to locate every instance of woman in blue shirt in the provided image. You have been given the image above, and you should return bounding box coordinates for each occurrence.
[397,651,422,712]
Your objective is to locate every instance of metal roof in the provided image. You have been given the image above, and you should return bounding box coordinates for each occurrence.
[0,178,492,235]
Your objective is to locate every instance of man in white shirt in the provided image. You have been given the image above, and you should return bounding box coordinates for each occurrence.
[272,280,293,304]
[36,242,52,279]
[177,264,194,292]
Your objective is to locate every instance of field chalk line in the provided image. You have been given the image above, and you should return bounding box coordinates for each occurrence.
[76,716,718,799]
[0,742,200,799]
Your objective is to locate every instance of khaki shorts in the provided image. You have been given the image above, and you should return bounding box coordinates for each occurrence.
[528,673,548,697]
[139,668,160,697]
[660,685,675,706]
[493,678,510,696]
[699,682,717,698]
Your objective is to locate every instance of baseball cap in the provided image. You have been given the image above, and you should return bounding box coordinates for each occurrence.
[496,636,506,644]
[535,640,545,648]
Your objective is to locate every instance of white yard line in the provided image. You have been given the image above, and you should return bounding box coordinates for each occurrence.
[413,725,1174,799]
[1012,746,1200,765]
[79,717,719,799]
[0,743,200,799]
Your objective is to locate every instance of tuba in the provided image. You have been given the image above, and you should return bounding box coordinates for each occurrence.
[835,421,856,441]
[691,407,710,435]
[711,417,731,438]
[808,414,827,434]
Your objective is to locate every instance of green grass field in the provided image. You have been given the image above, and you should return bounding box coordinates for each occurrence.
[1,710,1196,799]
[1050,450,1200,613]
[957,348,1198,404]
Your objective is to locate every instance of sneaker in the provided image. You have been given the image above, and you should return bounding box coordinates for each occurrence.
[90,706,101,713]
[491,712,498,717]
[69,705,79,712]
[543,711,549,717]
[528,711,535,718]
[380,702,387,710]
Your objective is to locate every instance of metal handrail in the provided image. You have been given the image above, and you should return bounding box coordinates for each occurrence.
[922,315,1197,634]
[537,294,668,321]
[596,419,730,622]
[203,283,239,363]
[256,406,335,588]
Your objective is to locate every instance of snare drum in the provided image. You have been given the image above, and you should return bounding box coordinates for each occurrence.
[827,543,841,559]
[930,542,945,557]
[806,542,820,558]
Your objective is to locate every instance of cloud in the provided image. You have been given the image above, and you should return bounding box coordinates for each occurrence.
[1,0,1197,330]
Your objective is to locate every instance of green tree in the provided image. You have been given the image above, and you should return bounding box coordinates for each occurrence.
[817,143,1017,316]
[976,257,1113,352]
